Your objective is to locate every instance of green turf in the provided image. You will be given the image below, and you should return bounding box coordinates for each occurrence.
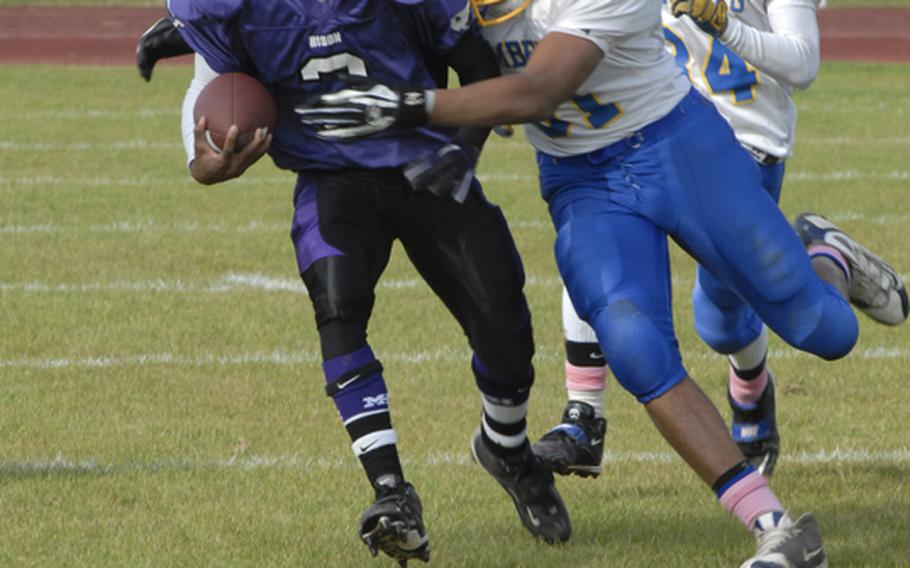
[1,62,909,566]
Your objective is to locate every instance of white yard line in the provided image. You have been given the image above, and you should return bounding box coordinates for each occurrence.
[0,108,180,120]
[2,170,909,189]
[2,345,908,371]
[3,212,906,236]
[786,170,910,182]
[0,272,563,296]
[799,136,910,146]
[2,136,905,152]
[1,447,908,477]
[0,140,183,151]
[0,220,287,234]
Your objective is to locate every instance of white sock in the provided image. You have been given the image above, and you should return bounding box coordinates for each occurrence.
[567,388,605,418]
[729,327,768,372]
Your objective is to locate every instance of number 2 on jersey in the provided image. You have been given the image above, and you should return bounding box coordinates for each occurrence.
[663,27,759,104]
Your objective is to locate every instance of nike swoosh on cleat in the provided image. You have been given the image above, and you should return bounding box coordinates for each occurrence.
[590,438,603,446]
[804,547,824,562]
[589,351,604,359]
[526,507,541,527]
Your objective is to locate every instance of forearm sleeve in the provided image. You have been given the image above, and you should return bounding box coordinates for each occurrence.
[720,0,819,89]
[181,54,220,167]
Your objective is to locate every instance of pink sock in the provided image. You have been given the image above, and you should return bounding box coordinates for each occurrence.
[565,362,607,391]
[728,366,768,407]
[719,470,784,528]
[808,244,851,282]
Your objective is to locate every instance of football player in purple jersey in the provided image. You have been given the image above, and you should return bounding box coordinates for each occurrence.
[151,0,573,563]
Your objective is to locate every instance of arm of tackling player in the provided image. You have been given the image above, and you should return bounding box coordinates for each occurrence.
[720,0,820,89]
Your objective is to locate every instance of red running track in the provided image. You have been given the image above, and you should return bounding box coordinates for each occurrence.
[0,6,907,65]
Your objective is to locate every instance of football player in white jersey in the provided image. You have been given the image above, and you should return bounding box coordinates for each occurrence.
[538,0,906,485]
[298,0,906,564]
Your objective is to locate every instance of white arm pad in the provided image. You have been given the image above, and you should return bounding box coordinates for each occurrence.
[181,54,220,167]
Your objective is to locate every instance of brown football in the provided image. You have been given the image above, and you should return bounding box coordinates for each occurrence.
[193,72,277,152]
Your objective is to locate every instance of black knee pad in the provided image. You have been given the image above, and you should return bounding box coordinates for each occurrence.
[303,256,375,328]
[302,257,378,359]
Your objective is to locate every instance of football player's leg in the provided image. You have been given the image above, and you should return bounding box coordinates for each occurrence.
[292,172,428,563]
[691,162,786,475]
[549,168,789,539]
[561,288,608,417]
[398,181,570,544]
[690,161,783,357]
[663,97,858,361]
[533,289,608,477]
[552,200,684,404]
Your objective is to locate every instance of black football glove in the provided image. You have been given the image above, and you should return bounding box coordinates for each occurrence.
[136,17,194,82]
[295,77,430,140]
[403,128,486,203]
[404,142,478,203]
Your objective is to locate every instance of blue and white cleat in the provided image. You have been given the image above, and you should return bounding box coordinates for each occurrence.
[532,401,606,478]
[795,212,908,325]
[730,375,780,476]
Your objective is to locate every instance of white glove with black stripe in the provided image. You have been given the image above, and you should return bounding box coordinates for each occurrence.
[295,77,430,140]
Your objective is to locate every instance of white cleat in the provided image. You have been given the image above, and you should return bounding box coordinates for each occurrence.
[741,512,828,568]
[795,212,908,325]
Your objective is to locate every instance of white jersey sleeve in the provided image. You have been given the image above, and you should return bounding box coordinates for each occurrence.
[181,53,219,168]
[721,0,819,89]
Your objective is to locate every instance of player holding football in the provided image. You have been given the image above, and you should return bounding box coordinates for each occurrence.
[297,0,907,565]
[533,0,909,482]
[159,1,572,564]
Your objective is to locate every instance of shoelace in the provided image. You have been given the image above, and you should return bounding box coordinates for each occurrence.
[849,254,893,306]
[754,523,801,555]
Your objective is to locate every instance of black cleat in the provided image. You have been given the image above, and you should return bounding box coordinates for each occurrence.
[532,401,606,478]
[795,212,908,326]
[358,480,429,566]
[470,428,571,544]
[730,375,780,476]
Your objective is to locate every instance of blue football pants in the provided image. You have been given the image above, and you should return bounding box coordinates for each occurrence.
[692,161,784,355]
[538,89,858,403]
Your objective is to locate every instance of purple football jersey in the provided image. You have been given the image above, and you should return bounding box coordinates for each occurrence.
[168,0,474,172]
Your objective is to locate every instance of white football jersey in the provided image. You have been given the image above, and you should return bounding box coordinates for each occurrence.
[661,0,818,159]
[480,0,692,157]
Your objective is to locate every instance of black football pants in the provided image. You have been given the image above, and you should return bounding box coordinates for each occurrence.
[294,168,535,380]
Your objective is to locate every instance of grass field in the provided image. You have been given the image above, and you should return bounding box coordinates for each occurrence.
[1,60,909,566]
